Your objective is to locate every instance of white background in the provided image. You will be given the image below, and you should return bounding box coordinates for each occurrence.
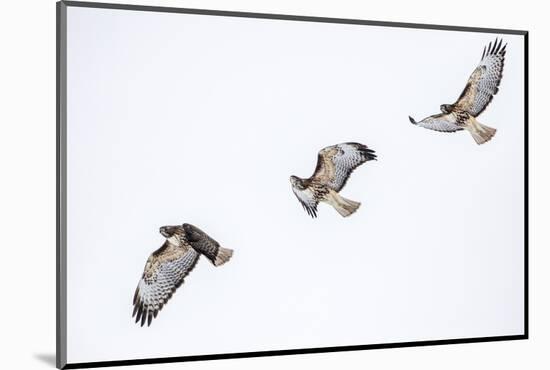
[0,0,547,370]
[64,5,525,364]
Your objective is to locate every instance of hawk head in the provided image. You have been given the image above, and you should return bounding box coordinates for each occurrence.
[159,225,185,245]
[440,104,453,114]
[290,175,306,190]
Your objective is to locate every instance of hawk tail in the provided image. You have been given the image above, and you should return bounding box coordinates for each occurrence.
[327,190,361,217]
[468,120,497,145]
[214,247,233,266]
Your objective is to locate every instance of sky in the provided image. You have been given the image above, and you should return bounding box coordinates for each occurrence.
[65,6,525,364]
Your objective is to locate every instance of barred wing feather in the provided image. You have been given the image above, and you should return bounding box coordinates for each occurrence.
[313,142,377,192]
[132,246,200,327]
[455,38,506,116]
[409,113,462,133]
[291,185,319,218]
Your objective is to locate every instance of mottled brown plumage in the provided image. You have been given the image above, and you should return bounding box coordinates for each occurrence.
[132,224,233,326]
[290,142,377,218]
[409,38,506,144]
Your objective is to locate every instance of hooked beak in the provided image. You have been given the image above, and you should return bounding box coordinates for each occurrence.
[160,227,169,237]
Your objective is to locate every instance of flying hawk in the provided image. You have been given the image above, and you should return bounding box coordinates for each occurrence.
[132,223,233,327]
[290,142,377,218]
[409,38,506,144]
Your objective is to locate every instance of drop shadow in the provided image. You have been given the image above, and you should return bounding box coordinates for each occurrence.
[34,353,56,367]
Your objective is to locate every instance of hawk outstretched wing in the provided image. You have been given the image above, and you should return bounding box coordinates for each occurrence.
[291,185,320,218]
[182,223,233,266]
[312,142,376,192]
[454,38,506,117]
[132,244,199,327]
[408,114,463,133]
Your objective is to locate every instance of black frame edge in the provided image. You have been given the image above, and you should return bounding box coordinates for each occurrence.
[64,335,527,369]
[523,31,529,339]
[56,1,68,369]
[61,0,527,35]
[58,1,529,368]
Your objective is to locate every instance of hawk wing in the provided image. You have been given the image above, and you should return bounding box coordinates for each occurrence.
[291,185,319,218]
[409,113,463,133]
[132,243,200,327]
[312,142,376,192]
[182,223,233,266]
[454,38,506,116]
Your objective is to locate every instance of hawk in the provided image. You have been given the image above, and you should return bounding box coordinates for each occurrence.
[132,223,233,327]
[409,38,506,144]
[290,142,377,218]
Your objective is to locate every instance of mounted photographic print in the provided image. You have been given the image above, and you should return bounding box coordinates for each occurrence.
[57,1,528,368]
